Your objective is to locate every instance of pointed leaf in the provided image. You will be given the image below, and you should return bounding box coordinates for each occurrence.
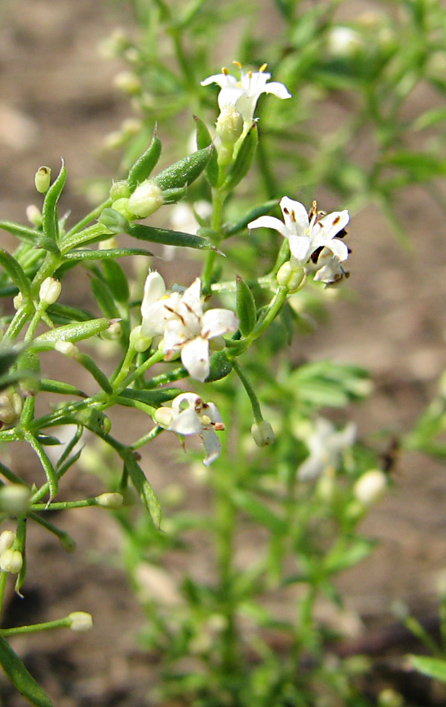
[193,115,218,186]
[236,275,256,336]
[0,250,31,297]
[0,635,53,707]
[223,124,258,191]
[42,161,66,243]
[127,223,212,250]
[154,145,214,190]
[127,132,162,191]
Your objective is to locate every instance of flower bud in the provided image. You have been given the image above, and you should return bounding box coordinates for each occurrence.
[54,341,79,357]
[34,166,51,194]
[95,492,124,509]
[0,549,23,574]
[0,484,31,516]
[98,206,129,233]
[26,205,42,227]
[0,389,22,426]
[276,261,306,292]
[109,180,131,201]
[353,469,387,507]
[251,420,275,447]
[153,406,174,429]
[39,277,62,306]
[129,325,152,353]
[13,293,23,310]
[127,180,164,219]
[0,531,16,555]
[113,71,142,95]
[68,611,93,632]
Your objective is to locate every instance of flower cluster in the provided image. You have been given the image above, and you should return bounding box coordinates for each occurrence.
[141,272,239,383]
[249,197,350,285]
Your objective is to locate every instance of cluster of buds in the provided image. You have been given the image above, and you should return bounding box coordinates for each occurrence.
[0,530,22,575]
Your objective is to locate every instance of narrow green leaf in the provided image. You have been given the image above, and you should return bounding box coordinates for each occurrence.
[46,303,93,323]
[236,275,257,336]
[0,250,31,297]
[193,115,218,186]
[102,259,129,305]
[119,387,183,405]
[223,124,258,191]
[154,145,214,190]
[127,132,162,191]
[0,635,53,707]
[90,275,120,319]
[225,199,280,237]
[42,161,67,243]
[127,223,212,250]
[31,318,112,350]
[409,656,446,683]
[25,432,58,499]
[231,488,287,534]
[0,221,40,245]
[124,453,162,527]
[75,352,113,393]
[63,247,153,262]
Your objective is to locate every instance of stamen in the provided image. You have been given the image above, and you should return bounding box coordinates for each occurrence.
[259,63,268,72]
[233,60,242,69]
[248,70,253,79]
[222,67,229,75]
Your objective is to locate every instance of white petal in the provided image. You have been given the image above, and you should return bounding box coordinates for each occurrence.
[261,81,292,99]
[288,235,312,263]
[171,392,200,415]
[181,337,210,382]
[317,209,350,237]
[201,308,239,339]
[201,73,237,89]
[141,271,166,311]
[163,322,188,355]
[170,408,202,436]
[218,86,244,110]
[179,278,203,318]
[280,197,309,236]
[248,215,290,239]
[202,430,221,466]
[141,300,170,338]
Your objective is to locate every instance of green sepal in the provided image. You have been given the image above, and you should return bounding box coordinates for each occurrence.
[205,351,234,382]
[42,160,67,243]
[102,259,129,305]
[96,209,129,235]
[236,275,257,336]
[223,123,258,191]
[193,115,218,186]
[0,250,31,297]
[119,387,183,406]
[225,199,280,237]
[153,145,214,190]
[30,318,112,350]
[64,247,153,262]
[0,635,53,707]
[90,274,121,319]
[40,379,86,397]
[161,187,187,204]
[126,223,212,250]
[127,132,162,191]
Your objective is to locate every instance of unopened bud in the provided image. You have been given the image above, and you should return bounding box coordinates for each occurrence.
[0,390,22,426]
[216,107,244,147]
[109,180,131,201]
[0,531,16,555]
[26,205,42,227]
[54,341,79,357]
[154,406,174,429]
[0,549,23,574]
[39,277,61,306]
[129,325,152,353]
[35,166,51,194]
[13,293,23,310]
[251,420,275,447]
[95,492,124,509]
[113,71,142,95]
[276,261,306,292]
[68,611,93,632]
[0,484,31,515]
[128,181,164,219]
[353,469,387,506]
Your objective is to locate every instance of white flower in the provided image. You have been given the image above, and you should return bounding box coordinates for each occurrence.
[298,417,356,481]
[201,61,291,126]
[248,197,350,275]
[140,271,181,339]
[163,278,238,382]
[155,393,225,466]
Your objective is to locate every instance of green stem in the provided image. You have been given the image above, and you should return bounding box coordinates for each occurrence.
[116,348,165,391]
[0,572,7,615]
[233,361,263,423]
[0,617,72,636]
[64,198,112,238]
[202,188,226,292]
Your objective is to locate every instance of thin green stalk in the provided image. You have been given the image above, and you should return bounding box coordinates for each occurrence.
[0,572,7,615]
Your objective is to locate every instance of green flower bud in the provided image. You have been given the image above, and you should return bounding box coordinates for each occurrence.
[35,166,51,194]
[113,71,142,95]
[0,531,16,555]
[39,277,62,306]
[153,406,174,428]
[251,420,275,447]
[0,549,23,574]
[353,469,387,507]
[0,484,31,516]
[127,180,164,219]
[216,107,244,147]
[109,180,131,201]
[109,198,134,221]
[0,389,22,427]
[95,492,124,509]
[129,325,152,353]
[68,611,93,632]
[276,261,306,292]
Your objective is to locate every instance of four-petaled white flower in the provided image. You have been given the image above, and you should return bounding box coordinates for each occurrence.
[155,393,225,466]
[201,61,291,126]
[141,272,239,382]
[297,417,356,481]
[248,197,350,284]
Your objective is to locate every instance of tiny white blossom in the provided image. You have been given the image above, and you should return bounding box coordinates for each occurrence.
[249,197,350,281]
[140,271,181,339]
[155,393,225,466]
[298,417,356,481]
[201,61,291,126]
[162,278,238,382]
